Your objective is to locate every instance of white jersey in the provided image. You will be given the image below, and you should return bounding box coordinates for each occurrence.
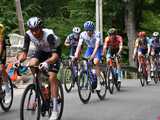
[77,31,102,48]
[26,28,60,52]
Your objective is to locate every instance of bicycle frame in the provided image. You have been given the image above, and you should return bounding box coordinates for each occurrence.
[29,67,49,107]
[81,59,96,90]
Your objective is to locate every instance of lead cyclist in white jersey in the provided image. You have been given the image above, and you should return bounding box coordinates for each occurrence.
[74,21,103,91]
[18,17,61,120]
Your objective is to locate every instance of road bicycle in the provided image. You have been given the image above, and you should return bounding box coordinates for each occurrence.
[77,57,107,104]
[20,65,64,120]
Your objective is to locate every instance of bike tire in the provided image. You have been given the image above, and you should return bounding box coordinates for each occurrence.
[57,80,64,120]
[153,70,158,84]
[96,72,107,100]
[64,67,73,93]
[0,75,13,112]
[77,70,91,104]
[20,84,41,120]
[107,68,114,94]
[138,72,145,87]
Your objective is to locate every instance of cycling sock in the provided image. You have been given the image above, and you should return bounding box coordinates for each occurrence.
[117,68,122,80]
[52,97,58,112]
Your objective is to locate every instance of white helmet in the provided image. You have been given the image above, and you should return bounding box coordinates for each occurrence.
[27,17,42,29]
[72,27,81,34]
[153,32,159,37]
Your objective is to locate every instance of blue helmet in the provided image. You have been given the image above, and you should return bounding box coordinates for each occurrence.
[83,21,95,31]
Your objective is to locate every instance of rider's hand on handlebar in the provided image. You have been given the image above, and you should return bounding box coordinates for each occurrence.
[39,62,49,71]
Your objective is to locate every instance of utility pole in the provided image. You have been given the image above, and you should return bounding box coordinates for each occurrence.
[96,0,103,42]
[15,0,25,35]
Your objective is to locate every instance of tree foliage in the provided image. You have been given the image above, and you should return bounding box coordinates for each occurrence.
[1,0,160,63]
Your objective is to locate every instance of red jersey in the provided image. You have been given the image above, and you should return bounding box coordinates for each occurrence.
[104,35,123,49]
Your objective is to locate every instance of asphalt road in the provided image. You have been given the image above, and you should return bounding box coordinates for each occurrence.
[1,79,160,120]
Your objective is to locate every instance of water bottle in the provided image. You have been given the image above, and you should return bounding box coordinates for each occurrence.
[41,83,49,101]
[91,69,97,89]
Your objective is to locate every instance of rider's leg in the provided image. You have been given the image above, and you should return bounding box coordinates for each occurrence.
[94,47,102,91]
[146,57,151,82]
[137,49,144,72]
[0,64,4,98]
[48,72,58,119]
[116,58,122,82]
[48,59,60,120]
[150,49,155,74]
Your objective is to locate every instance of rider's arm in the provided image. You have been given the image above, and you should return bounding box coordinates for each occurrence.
[91,39,100,59]
[0,37,3,57]
[64,35,70,47]
[45,34,60,64]
[147,39,151,55]
[18,33,30,62]
[133,39,139,59]
[0,27,4,57]
[74,34,83,58]
[118,36,123,55]
[102,37,108,56]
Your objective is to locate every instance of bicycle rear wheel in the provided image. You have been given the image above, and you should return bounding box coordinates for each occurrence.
[20,84,41,120]
[78,70,91,104]
[96,72,107,100]
[153,70,159,84]
[0,75,13,112]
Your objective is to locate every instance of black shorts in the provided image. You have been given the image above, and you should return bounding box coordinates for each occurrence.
[154,47,160,55]
[32,50,61,73]
[110,48,119,56]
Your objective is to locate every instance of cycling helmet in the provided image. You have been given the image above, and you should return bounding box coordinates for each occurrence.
[108,28,117,35]
[152,32,159,37]
[72,27,81,34]
[138,31,146,37]
[27,17,43,29]
[83,21,95,31]
[0,24,5,36]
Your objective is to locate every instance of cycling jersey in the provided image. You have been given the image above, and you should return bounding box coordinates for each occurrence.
[0,35,6,64]
[104,35,123,49]
[23,28,61,73]
[134,37,150,55]
[65,33,79,47]
[24,28,60,53]
[77,31,102,62]
[150,37,160,55]
[150,38,160,48]
[135,37,149,49]
[77,31,102,48]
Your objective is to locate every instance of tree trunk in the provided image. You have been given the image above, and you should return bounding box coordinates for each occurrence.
[15,0,25,36]
[124,0,136,66]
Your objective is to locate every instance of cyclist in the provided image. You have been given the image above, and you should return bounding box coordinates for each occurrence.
[64,27,81,56]
[148,32,160,75]
[102,28,123,83]
[133,31,151,82]
[0,23,6,99]
[74,21,102,91]
[18,17,61,120]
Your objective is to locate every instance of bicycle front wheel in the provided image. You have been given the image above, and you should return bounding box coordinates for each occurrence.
[77,70,91,104]
[20,84,41,120]
[57,80,64,120]
[107,68,114,94]
[64,67,73,93]
[0,75,13,112]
